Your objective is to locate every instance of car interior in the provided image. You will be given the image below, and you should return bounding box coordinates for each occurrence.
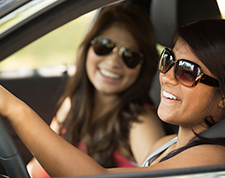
[0,0,225,177]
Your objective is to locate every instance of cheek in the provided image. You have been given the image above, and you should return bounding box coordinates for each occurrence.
[86,50,93,72]
[183,87,214,116]
[86,48,97,66]
[159,73,163,84]
[86,49,100,77]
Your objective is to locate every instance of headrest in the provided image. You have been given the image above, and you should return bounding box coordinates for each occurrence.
[150,0,221,47]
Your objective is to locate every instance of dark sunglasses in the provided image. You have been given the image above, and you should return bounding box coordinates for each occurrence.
[90,37,144,69]
[158,48,219,87]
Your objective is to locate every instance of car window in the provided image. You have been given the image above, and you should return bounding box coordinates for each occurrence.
[217,0,225,18]
[0,0,60,35]
[0,0,29,18]
[1,0,224,73]
[0,9,96,72]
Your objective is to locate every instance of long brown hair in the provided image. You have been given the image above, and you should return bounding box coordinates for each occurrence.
[57,2,158,168]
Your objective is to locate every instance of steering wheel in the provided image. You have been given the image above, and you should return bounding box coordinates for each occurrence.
[0,117,30,178]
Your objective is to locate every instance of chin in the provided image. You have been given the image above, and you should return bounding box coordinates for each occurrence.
[158,107,175,124]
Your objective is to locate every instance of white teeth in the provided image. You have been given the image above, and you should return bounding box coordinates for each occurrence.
[100,69,120,79]
[163,91,180,100]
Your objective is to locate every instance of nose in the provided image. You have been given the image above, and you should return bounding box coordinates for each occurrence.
[160,66,178,86]
[104,48,123,68]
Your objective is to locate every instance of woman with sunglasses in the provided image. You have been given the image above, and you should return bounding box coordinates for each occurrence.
[1,18,225,177]
[26,2,166,177]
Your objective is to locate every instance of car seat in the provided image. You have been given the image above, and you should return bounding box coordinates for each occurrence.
[192,118,225,142]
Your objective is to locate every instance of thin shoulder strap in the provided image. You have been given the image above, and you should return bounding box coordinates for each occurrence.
[141,137,178,167]
[142,119,225,167]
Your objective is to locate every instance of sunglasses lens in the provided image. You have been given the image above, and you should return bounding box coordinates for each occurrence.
[92,38,115,55]
[91,37,143,69]
[121,48,142,68]
[159,49,173,73]
[175,60,200,86]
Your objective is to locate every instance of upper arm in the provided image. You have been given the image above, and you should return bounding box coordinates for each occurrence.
[144,144,225,171]
[129,107,166,166]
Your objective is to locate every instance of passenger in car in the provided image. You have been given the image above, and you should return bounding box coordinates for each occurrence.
[26,2,165,177]
[1,18,225,177]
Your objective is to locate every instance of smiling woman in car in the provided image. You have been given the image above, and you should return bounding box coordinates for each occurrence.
[0,18,225,177]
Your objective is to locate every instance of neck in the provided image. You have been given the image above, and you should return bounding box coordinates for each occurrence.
[176,124,208,149]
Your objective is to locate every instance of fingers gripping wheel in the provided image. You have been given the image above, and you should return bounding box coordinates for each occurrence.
[0,117,30,178]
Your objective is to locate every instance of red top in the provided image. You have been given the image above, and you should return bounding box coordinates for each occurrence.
[77,142,137,167]
[113,150,137,167]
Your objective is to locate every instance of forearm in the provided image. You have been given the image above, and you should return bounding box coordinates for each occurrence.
[1,86,106,177]
[0,86,149,176]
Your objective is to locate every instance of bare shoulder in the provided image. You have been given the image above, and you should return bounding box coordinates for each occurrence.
[134,106,165,135]
[129,106,166,165]
[181,144,225,165]
[131,106,164,130]
[50,97,71,133]
[56,97,71,123]
[137,106,160,123]
[150,134,178,153]
[139,106,157,118]
[143,143,225,171]
[61,97,71,109]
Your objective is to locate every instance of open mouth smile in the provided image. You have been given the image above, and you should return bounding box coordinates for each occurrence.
[99,68,120,79]
[163,90,181,101]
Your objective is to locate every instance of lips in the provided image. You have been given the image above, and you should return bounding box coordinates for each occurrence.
[163,90,180,101]
[99,68,120,79]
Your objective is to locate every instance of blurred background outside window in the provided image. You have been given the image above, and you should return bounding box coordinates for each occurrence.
[0,0,224,72]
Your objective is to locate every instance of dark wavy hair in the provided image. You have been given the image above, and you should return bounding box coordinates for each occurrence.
[56,2,158,168]
[160,19,225,162]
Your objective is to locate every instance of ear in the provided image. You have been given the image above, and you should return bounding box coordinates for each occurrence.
[218,97,225,108]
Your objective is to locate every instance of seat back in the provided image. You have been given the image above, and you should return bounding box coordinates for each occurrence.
[0,68,69,164]
[190,119,225,143]
[150,0,221,47]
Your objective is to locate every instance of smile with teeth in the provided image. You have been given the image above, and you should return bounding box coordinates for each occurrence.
[163,90,180,101]
[99,68,120,79]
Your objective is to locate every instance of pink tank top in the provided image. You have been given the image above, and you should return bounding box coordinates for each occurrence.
[77,142,137,167]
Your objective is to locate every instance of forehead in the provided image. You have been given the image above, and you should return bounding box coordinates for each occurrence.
[173,38,211,74]
[99,23,138,47]
[173,38,198,62]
